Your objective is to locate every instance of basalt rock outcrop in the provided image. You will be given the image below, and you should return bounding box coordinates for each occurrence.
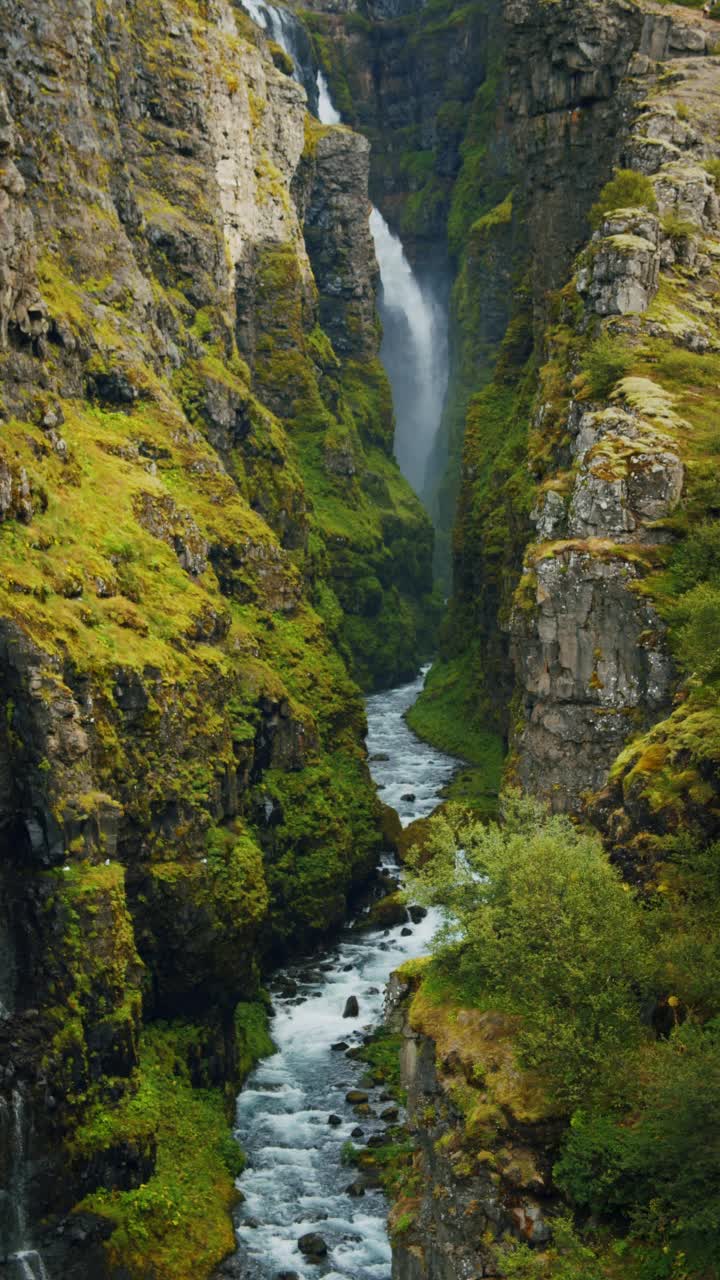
[344,0,720,832]
[385,969,561,1280]
[0,0,433,1273]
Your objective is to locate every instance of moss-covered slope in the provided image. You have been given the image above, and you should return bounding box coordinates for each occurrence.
[0,0,433,1272]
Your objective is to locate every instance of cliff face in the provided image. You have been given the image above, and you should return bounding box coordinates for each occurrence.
[328,0,720,836]
[386,968,561,1280]
[506,4,720,819]
[0,0,433,1272]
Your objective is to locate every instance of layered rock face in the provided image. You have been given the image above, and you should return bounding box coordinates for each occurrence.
[0,0,432,1272]
[386,971,561,1280]
[509,5,720,812]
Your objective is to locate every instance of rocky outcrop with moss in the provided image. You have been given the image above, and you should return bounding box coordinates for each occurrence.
[0,0,434,1273]
[385,963,560,1280]
[506,9,720,826]
[318,0,720,840]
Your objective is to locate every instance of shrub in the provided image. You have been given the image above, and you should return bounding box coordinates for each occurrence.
[589,169,658,230]
[584,331,634,398]
[556,1022,720,1273]
[703,157,720,192]
[671,583,720,679]
[407,793,652,1108]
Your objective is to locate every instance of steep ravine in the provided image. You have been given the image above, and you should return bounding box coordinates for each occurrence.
[2,0,720,1277]
[0,0,434,1275]
[215,672,456,1280]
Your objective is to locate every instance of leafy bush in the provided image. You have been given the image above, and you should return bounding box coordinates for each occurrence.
[496,1215,606,1280]
[556,1022,720,1273]
[407,793,651,1108]
[589,169,658,230]
[585,331,634,398]
[671,583,720,679]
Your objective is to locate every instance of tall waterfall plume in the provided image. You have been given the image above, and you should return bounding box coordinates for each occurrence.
[316,71,341,125]
[315,71,448,499]
[369,210,448,498]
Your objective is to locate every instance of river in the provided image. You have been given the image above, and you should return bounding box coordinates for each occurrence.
[226,668,457,1279]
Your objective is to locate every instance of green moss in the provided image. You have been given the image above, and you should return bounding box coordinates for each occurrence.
[406,655,504,817]
[78,1023,243,1280]
[234,1000,275,1083]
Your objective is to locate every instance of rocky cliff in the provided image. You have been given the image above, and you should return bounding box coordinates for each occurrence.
[300,0,720,1274]
[0,0,434,1273]
[386,966,560,1280]
[318,0,720,838]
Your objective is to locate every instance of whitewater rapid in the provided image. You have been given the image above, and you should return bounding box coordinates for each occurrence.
[229,669,457,1278]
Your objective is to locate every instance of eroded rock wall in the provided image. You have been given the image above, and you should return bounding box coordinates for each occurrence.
[0,0,432,1271]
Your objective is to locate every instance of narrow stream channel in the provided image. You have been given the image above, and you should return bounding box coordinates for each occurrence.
[228,668,457,1278]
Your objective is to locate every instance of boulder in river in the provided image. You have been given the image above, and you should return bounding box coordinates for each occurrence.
[408,904,428,923]
[298,1233,328,1260]
[331,1040,349,1051]
[347,1179,366,1197]
[401,792,416,802]
[401,927,413,937]
[356,891,408,931]
[343,995,359,1017]
[346,1089,369,1105]
[328,1113,342,1126]
[351,1126,364,1138]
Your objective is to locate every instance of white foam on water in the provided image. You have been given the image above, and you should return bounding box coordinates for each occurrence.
[228,669,458,1278]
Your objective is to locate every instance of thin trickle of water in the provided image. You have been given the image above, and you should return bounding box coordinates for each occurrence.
[228,669,458,1279]
[7,1251,49,1280]
[1,1089,51,1280]
[369,211,448,499]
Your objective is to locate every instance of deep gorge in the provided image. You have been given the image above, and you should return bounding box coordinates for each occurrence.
[1,0,720,1277]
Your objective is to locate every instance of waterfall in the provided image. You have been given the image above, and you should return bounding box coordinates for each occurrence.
[316,70,341,126]
[369,210,448,497]
[1,1089,50,1280]
[0,893,16,1022]
[240,0,318,112]
[315,71,448,499]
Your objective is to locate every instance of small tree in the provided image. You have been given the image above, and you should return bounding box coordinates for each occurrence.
[407,794,651,1109]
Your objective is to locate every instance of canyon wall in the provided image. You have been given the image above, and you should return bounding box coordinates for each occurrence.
[314,0,720,843]
[0,0,433,1273]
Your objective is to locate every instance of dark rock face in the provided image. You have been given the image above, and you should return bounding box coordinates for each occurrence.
[0,0,432,1269]
[387,984,559,1280]
[300,128,379,359]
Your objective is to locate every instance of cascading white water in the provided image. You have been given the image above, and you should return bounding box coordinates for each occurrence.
[228,669,458,1278]
[240,0,318,111]
[315,74,448,499]
[316,70,342,126]
[1,1089,51,1280]
[369,211,448,496]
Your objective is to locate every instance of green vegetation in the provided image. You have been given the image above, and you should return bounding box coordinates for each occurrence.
[79,1020,270,1280]
[585,331,634,398]
[588,169,658,229]
[406,654,504,816]
[406,796,720,1277]
[407,795,651,1109]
